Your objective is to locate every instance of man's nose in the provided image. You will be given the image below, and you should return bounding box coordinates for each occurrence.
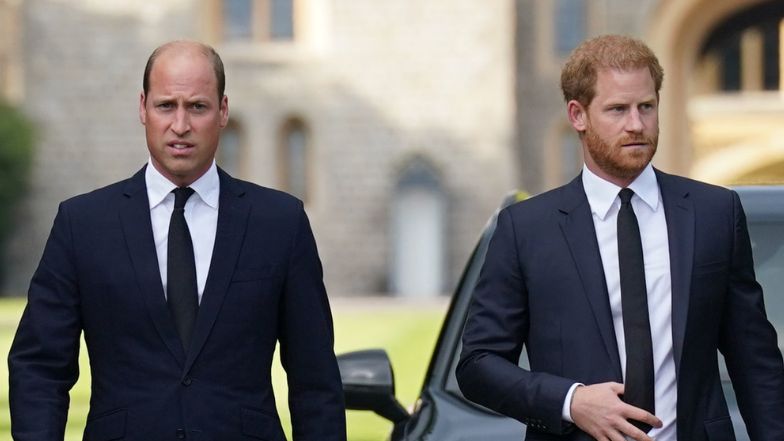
[171,108,191,135]
[625,108,644,133]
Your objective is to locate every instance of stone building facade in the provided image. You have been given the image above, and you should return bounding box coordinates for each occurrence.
[516,0,784,194]
[4,0,783,296]
[2,0,517,296]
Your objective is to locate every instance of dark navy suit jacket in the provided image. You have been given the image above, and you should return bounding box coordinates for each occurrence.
[457,170,784,441]
[9,166,346,441]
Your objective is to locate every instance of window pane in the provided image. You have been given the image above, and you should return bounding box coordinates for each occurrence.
[748,221,784,328]
[555,0,586,56]
[720,37,742,91]
[270,0,294,40]
[762,21,780,90]
[223,0,253,41]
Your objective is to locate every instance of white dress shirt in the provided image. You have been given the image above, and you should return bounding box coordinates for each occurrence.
[146,160,219,303]
[562,164,677,440]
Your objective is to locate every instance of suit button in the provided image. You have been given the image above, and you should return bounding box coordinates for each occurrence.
[176,428,186,439]
[182,377,192,386]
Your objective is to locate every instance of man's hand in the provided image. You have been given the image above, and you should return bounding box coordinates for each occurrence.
[570,382,662,441]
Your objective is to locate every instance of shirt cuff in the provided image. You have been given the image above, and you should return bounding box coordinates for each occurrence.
[561,383,583,422]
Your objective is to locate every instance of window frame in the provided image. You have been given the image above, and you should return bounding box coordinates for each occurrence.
[213,0,297,44]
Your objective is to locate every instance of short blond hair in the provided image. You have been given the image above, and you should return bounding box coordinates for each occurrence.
[560,35,664,107]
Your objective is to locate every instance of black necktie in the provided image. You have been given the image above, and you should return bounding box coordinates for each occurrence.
[617,188,655,432]
[167,187,198,350]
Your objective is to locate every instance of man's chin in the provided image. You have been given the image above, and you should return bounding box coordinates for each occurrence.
[616,159,651,180]
[621,147,655,169]
[599,155,652,182]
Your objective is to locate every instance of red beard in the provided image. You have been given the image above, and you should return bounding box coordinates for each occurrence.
[583,124,658,181]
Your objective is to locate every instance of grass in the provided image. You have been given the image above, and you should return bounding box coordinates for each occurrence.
[0,297,445,440]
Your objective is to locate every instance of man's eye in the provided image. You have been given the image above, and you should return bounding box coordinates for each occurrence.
[191,103,207,111]
[157,103,174,110]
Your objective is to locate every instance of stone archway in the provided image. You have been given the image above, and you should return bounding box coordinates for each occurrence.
[646,0,773,181]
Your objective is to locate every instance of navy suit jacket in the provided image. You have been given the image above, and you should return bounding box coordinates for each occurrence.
[457,170,784,441]
[9,166,346,441]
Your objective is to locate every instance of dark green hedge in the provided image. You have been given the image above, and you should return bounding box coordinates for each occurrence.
[0,101,34,269]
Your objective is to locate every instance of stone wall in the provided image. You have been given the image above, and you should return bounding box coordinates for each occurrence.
[3,0,517,296]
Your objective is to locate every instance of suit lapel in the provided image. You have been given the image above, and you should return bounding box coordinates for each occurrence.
[656,170,694,373]
[120,166,186,366]
[183,169,250,375]
[558,176,623,379]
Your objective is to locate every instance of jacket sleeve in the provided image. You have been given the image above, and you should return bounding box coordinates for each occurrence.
[720,190,784,440]
[456,207,574,435]
[8,203,82,441]
[278,203,347,441]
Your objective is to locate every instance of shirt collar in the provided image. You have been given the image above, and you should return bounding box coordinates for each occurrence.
[145,160,220,210]
[581,163,659,220]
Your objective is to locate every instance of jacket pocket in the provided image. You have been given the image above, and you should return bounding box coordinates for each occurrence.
[84,408,127,441]
[241,408,285,440]
[704,416,737,441]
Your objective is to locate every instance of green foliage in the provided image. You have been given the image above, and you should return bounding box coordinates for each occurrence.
[0,101,34,261]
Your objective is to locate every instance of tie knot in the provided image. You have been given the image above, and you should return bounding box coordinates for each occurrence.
[619,188,635,205]
[173,187,195,210]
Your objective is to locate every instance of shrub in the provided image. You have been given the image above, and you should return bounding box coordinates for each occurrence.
[0,100,34,282]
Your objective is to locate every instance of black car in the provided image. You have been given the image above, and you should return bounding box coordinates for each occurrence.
[338,186,784,441]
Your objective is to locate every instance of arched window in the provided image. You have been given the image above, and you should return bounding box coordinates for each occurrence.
[221,0,295,42]
[389,157,447,298]
[218,121,244,177]
[699,1,783,92]
[277,118,310,201]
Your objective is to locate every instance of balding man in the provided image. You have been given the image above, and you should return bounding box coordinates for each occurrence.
[9,41,346,441]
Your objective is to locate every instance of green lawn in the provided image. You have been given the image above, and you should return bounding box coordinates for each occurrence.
[0,297,446,441]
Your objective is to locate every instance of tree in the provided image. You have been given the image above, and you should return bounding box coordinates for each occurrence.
[0,100,34,284]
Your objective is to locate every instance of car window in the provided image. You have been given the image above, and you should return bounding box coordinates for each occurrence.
[747,220,784,338]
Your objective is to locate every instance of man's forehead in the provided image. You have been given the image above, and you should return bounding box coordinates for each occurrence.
[153,46,210,70]
[147,53,216,91]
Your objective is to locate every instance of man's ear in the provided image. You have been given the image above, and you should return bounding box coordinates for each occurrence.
[219,95,229,128]
[139,92,147,125]
[567,100,587,132]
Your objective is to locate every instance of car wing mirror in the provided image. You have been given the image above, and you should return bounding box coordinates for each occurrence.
[337,349,409,424]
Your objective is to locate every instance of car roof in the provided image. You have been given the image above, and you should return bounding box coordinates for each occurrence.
[733,185,784,221]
